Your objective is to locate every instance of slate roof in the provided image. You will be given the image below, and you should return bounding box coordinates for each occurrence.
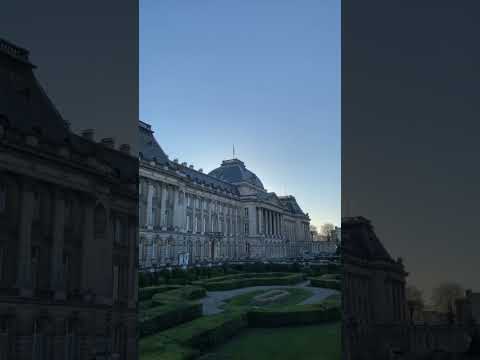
[138,121,169,164]
[0,38,138,184]
[0,38,70,144]
[208,159,265,190]
[341,216,394,262]
[279,195,306,215]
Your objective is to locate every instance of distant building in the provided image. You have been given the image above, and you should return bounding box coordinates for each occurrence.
[138,121,313,268]
[456,289,480,326]
[0,38,138,359]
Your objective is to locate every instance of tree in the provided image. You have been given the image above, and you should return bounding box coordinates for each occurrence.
[310,224,318,234]
[320,223,335,237]
[431,281,464,313]
[406,284,424,308]
[406,284,424,321]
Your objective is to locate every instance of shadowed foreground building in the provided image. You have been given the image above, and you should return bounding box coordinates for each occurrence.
[0,39,138,359]
[342,216,470,360]
[139,121,315,268]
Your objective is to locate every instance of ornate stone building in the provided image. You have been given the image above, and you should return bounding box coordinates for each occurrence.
[342,216,469,360]
[139,121,312,268]
[0,39,138,359]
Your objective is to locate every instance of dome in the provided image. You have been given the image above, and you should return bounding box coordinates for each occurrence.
[208,159,265,190]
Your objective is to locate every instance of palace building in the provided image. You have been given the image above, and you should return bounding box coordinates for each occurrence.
[0,39,138,359]
[139,121,312,268]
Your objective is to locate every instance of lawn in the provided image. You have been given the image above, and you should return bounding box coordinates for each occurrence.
[207,322,341,360]
[221,287,313,311]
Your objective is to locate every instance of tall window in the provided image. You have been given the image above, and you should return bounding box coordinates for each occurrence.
[65,198,73,227]
[0,247,4,282]
[33,191,41,220]
[113,265,119,302]
[0,184,5,213]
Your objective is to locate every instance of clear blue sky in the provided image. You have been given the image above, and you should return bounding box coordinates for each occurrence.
[140,0,340,228]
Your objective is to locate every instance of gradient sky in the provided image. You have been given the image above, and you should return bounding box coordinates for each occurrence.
[343,0,480,298]
[140,0,340,229]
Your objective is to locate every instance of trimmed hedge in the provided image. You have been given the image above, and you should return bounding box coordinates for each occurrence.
[140,286,206,337]
[193,272,304,291]
[138,261,341,288]
[140,302,203,337]
[140,311,248,359]
[309,275,341,290]
[139,285,182,302]
[247,302,341,327]
[164,311,248,351]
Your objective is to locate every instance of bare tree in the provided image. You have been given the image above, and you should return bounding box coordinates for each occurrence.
[310,224,318,234]
[320,223,335,237]
[406,284,424,309]
[431,281,464,313]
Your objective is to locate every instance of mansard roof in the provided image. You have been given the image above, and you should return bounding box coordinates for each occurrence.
[0,38,70,144]
[208,159,265,190]
[0,38,137,184]
[138,121,169,164]
[279,195,306,216]
[341,216,395,262]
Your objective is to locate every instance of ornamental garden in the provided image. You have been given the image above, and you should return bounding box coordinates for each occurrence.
[139,262,342,360]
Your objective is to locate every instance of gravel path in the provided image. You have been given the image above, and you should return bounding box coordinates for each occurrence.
[200,281,338,315]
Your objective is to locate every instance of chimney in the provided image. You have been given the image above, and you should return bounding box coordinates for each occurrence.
[82,129,94,141]
[120,144,130,154]
[199,168,203,173]
[101,137,115,148]
[173,158,179,163]
[189,164,194,169]
[181,162,187,167]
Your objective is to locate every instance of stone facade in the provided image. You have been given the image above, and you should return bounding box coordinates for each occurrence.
[139,121,313,268]
[0,39,138,360]
[342,216,470,360]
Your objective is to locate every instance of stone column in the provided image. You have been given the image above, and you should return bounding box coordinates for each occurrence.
[258,207,263,236]
[160,183,167,230]
[146,182,154,230]
[16,178,35,297]
[248,205,257,237]
[265,209,271,238]
[275,213,278,238]
[172,186,178,230]
[81,195,95,295]
[51,188,66,300]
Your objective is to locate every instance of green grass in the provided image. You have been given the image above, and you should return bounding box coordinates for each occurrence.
[207,322,341,360]
[221,287,313,312]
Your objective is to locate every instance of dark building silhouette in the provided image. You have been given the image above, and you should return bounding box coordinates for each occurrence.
[342,216,470,360]
[0,38,138,359]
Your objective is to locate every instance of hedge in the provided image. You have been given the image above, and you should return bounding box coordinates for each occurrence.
[139,285,183,302]
[140,302,203,337]
[164,311,248,351]
[309,275,341,290]
[140,311,248,359]
[140,286,206,337]
[247,302,341,327]
[193,272,304,291]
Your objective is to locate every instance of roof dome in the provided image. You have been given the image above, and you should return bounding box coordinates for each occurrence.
[208,159,265,190]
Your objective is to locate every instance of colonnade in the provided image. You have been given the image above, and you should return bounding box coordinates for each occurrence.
[256,207,283,238]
